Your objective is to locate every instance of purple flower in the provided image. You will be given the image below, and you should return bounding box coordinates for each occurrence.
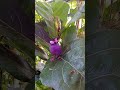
[49,38,62,61]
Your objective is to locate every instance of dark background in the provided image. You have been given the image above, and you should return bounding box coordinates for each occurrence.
[0,0,34,41]
[86,0,120,90]
[0,0,35,90]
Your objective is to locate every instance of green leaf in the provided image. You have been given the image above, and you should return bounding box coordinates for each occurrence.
[51,1,69,25]
[40,39,85,90]
[69,8,77,17]
[68,2,85,25]
[36,1,56,38]
[0,44,35,82]
[61,25,77,46]
[0,25,34,61]
[35,1,53,20]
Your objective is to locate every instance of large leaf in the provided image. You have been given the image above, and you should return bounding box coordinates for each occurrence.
[40,39,85,90]
[61,25,77,46]
[35,1,53,20]
[35,23,50,51]
[51,1,69,25]
[0,44,35,82]
[35,1,56,38]
[0,25,34,61]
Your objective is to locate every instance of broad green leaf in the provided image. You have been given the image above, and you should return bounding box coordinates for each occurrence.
[35,1,53,20]
[51,1,69,25]
[61,25,77,46]
[0,44,35,82]
[68,2,85,25]
[36,1,56,38]
[40,39,85,90]
[0,25,34,61]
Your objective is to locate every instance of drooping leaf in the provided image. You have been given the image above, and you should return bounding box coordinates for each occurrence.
[35,23,50,51]
[0,44,35,82]
[35,35,49,51]
[35,23,51,43]
[40,39,85,90]
[35,45,49,60]
[0,25,35,61]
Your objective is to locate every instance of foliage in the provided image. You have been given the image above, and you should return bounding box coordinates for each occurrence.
[35,0,85,90]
